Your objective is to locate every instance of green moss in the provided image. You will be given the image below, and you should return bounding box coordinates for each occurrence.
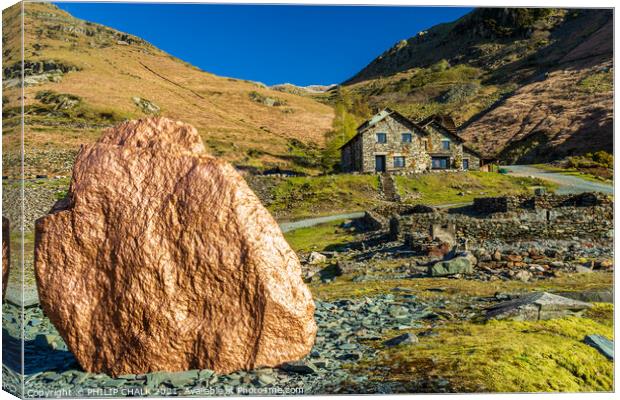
[363,315,613,392]
[311,270,612,301]
[284,219,355,253]
[394,171,556,205]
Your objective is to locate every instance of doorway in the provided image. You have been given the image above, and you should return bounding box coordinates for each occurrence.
[375,155,386,172]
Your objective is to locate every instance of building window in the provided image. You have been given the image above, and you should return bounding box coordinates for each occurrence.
[376,133,387,143]
[442,139,451,150]
[422,139,429,150]
[463,159,469,170]
[432,157,449,170]
[394,156,405,168]
[401,133,412,143]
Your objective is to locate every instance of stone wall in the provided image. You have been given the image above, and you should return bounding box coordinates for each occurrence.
[362,210,389,231]
[393,193,613,244]
[358,115,430,173]
[341,135,363,172]
[463,147,481,170]
[423,122,481,171]
[341,113,482,172]
[473,192,612,214]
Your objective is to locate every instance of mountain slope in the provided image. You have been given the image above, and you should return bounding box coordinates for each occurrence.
[339,8,612,162]
[2,3,334,176]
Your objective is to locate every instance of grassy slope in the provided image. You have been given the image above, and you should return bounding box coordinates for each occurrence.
[338,9,569,125]
[337,63,512,126]
[266,172,556,221]
[284,219,355,253]
[267,174,382,221]
[3,3,334,176]
[394,171,555,205]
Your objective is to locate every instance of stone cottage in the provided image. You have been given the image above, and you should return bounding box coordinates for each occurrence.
[340,109,483,173]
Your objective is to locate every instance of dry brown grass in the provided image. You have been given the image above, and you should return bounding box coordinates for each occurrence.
[4,3,334,174]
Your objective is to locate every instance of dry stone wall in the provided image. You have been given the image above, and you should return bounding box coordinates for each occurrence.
[395,193,613,244]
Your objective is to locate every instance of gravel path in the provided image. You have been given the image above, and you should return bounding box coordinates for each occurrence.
[278,203,472,233]
[505,165,613,195]
[279,212,366,233]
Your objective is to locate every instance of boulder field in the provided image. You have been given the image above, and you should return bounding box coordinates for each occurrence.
[34,117,317,376]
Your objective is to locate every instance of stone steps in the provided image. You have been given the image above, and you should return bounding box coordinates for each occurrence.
[380,173,400,203]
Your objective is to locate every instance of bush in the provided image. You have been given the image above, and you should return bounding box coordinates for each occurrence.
[591,151,613,168]
[430,59,450,72]
[567,151,613,170]
[248,91,287,107]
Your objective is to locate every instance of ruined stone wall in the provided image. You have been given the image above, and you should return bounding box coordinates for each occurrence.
[398,205,612,243]
[396,193,613,243]
[359,116,430,173]
[473,192,612,214]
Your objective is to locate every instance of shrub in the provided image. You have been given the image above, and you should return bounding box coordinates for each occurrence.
[430,59,450,72]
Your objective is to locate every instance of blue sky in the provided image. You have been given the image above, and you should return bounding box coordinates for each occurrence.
[55,3,471,86]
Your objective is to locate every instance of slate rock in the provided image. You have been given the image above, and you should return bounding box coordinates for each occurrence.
[280,361,318,375]
[429,253,475,277]
[308,252,327,264]
[486,292,592,321]
[383,333,418,347]
[34,334,60,350]
[556,289,613,303]
[584,334,613,360]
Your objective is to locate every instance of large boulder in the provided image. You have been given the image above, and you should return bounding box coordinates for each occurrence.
[429,252,476,277]
[34,117,317,376]
[2,216,9,299]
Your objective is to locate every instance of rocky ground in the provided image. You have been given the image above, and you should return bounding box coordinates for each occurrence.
[1,177,614,396]
[2,289,454,397]
[2,212,614,396]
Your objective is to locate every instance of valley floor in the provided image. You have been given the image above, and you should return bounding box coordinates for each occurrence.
[1,169,614,395]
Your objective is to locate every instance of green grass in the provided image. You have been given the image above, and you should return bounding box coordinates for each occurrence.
[268,174,382,220]
[283,219,356,253]
[310,269,612,301]
[394,171,556,205]
[533,164,613,184]
[362,306,613,393]
[578,70,613,94]
[267,172,558,220]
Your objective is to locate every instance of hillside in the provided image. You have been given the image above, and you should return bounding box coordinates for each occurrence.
[2,3,334,177]
[339,8,612,162]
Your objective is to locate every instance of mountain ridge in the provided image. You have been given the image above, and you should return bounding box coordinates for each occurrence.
[338,8,613,162]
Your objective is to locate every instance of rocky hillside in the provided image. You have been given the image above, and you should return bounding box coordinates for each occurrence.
[340,8,612,162]
[2,3,334,176]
